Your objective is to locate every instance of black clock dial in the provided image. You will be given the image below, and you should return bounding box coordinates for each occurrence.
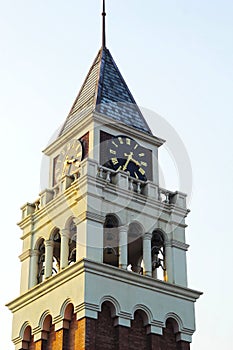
[107,136,148,181]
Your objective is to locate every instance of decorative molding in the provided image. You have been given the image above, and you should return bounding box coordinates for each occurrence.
[19,250,31,262]
[143,232,153,240]
[75,301,99,320]
[94,112,165,147]
[99,295,121,316]
[43,113,94,155]
[6,259,202,315]
[73,211,105,224]
[171,240,190,251]
[45,240,54,248]
[131,304,153,324]
[86,211,106,223]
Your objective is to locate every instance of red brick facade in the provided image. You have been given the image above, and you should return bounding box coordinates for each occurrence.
[22,303,190,350]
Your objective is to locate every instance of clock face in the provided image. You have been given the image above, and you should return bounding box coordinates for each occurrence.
[55,138,83,183]
[106,135,148,181]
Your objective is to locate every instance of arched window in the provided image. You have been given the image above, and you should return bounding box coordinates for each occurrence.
[38,239,45,283]
[151,230,166,280]
[68,219,77,265]
[103,215,119,267]
[128,223,143,274]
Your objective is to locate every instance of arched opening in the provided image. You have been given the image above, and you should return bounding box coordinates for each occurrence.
[22,325,34,350]
[103,215,119,267]
[68,219,77,265]
[129,310,148,350]
[96,301,117,350]
[151,230,166,280]
[51,229,61,274]
[128,223,143,274]
[37,239,45,283]
[41,314,55,349]
[161,318,180,349]
[63,303,76,350]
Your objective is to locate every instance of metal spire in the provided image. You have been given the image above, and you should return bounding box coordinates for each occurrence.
[102,0,106,48]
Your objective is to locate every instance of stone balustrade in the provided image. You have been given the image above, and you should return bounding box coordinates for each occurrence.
[20,159,187,220]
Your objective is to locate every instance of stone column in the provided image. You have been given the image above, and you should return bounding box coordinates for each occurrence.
[44,240,54,279]
[152,265,158,279]
[60,229,70,269]
[119,226,128,269]
[165,242,174,283]
[29,249,39,288]
[143,233,152,277]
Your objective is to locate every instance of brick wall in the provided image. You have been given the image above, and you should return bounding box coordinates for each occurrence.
[128,311,147,350]
[95,303,117,349]
[24,303,190,350]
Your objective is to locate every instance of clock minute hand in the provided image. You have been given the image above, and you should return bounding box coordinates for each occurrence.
[123,152,133,171]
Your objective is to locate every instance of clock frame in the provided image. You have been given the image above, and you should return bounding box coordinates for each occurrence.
[54,138,83,184]
[100,132,152,181]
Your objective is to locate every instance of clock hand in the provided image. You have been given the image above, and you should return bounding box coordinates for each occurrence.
[123,152,140,168]
[66,158,77,164]
[62,156,69,175]
[130,158,140,167]
[116,165,122,171]
[123,152,133,171]
[66,155,81,164]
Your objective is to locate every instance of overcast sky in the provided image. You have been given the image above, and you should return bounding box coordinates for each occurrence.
[1,1,233,349]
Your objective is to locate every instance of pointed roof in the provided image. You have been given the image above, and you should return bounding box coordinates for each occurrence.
[59,48,152,136]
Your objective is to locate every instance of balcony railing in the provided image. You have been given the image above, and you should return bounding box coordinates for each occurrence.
[20,159,187,220]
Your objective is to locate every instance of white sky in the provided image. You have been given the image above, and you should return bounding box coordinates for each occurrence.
[1,0,233,349]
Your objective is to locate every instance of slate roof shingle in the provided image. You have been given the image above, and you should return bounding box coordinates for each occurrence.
[59,48,152,136]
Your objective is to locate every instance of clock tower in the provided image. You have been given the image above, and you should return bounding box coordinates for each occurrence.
[7,2,202,349]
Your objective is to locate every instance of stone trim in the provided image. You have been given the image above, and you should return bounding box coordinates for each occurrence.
[171,240,190,251]
[19,249,31,262]
[7,259,202,314]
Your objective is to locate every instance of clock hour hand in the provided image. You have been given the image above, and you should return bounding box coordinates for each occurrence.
[66,158,77,164]
[123,152,140,168]
[66,155,81,164]
[131,158,140,166]
[62,156,70,175]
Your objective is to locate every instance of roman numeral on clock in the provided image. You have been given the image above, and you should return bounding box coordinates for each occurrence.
[111,158,118,165]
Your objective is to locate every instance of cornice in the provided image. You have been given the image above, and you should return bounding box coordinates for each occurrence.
[6,259,202,313]
[93,112,165,147]
[43,112,94,155]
